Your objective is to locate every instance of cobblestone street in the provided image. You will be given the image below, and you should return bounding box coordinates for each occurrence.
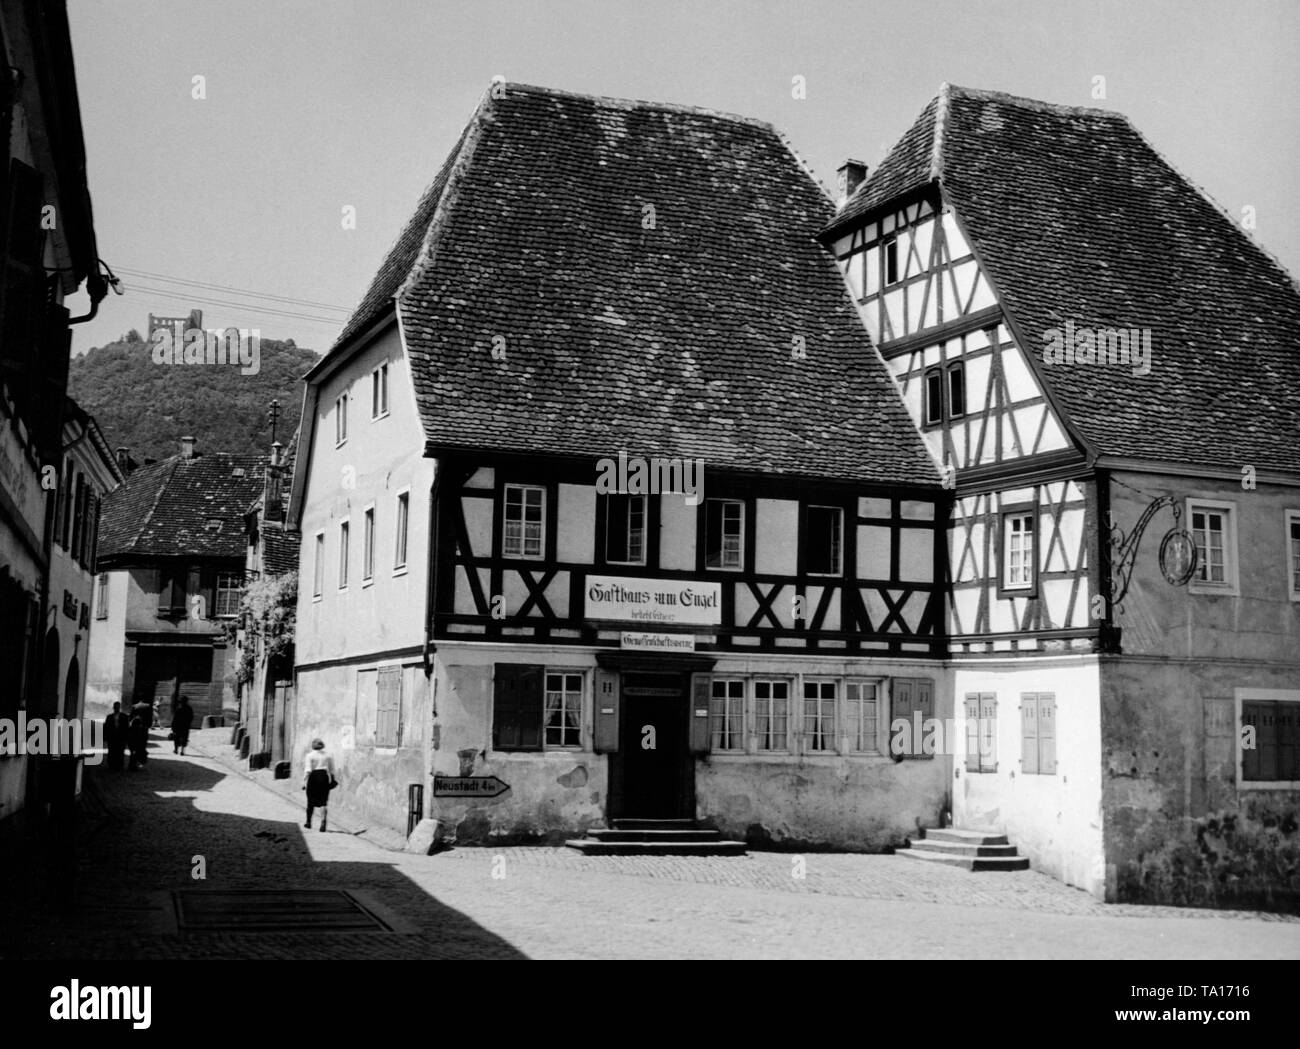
[2,729,1298,960]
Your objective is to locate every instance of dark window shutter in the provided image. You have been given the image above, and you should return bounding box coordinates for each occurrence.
[891,678,913,757]
[1021,694,1039,774]
[690,673,712,755]
[964,695,980,772]
[592,667,620,753]
[1039,694,1056,774]
[1241,702,1263,781]
[493,664,542,751]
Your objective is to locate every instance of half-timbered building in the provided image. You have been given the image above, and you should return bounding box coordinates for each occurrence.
[289,83,952,848]
[822,85,1300,908]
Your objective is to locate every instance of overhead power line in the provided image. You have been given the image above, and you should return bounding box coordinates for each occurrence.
[115,265,353,313]
[130,282,345,326]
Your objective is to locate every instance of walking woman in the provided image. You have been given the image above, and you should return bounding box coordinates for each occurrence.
[171,696,194,755]
[302,738,337,831]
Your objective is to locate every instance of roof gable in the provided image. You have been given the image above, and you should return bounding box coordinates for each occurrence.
[360,83,938,485]
[830,84,1300,474]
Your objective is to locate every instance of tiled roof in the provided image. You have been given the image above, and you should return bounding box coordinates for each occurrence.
[261,527,300,576]
[342,82,938,486]
[828,84,1300,475]
[98,452,266,562]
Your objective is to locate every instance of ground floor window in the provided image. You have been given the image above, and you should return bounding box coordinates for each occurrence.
[493,664,584,751]
[1239,690,1300,785]
[1020,692,1056,774]
[964,693,997,772]
[754,679,791,752]
[710,678,745,751]
[803,679,836,753]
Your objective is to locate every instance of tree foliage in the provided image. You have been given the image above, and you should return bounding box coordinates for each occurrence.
[69,334,320,461]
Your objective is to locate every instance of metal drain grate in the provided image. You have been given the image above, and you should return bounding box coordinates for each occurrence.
[173,890,393,933]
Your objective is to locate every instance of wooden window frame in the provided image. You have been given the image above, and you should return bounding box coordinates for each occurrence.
[543,669,585,750]
[999,506,1038,598]
[1186,498,1239,596]
[964,692,997,772]
[362,505,375,583]
[946,361,966,419]
[334,392,348,447]
[313,532,324,599]
[338,520,350,590]
[214,572,243,618]
[602,493,647,567]
[371,361,390,420]
[394,489,410,573]
[704,498,745,571]
[1287,509,1300,603]
[1020,692,1057,775]
[844,678,881,755]
[801,678,837,755]
[502,483,546,561]
[710,677,746,752]
[804,504,845,578]
[1236,688,1300,790]
[753,678,792,754]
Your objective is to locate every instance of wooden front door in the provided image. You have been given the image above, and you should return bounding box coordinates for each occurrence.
[618,673,691,819]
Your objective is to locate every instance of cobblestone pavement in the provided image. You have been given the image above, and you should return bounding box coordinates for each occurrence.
[2,729,1297,960]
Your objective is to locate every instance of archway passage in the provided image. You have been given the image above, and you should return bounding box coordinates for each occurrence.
[63,655,80,719]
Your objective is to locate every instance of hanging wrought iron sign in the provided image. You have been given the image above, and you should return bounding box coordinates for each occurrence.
[1107,494,1198,613]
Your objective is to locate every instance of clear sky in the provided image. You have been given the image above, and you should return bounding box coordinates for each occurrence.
[65,0,1300,355]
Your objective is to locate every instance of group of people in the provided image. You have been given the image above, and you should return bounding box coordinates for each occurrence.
[102,696,195,771]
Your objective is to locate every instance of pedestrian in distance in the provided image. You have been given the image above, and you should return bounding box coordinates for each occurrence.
[103,701,129,771]
[302,738,337,832]
[127,709,148,771]
[171,696,194,755]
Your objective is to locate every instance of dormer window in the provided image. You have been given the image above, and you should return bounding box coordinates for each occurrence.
[204,518,223,532]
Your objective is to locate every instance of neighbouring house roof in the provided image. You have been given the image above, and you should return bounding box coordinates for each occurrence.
[98,451,266,562]
[329,82,940,486]
[825,83,1300,475]
[260,527,300,576]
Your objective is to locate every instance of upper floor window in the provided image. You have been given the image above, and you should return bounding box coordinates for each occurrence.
[215,573,243,618]
[604,494,645,566]
[1001,510,1035,593]
[884,236,899,286]
[394,491,410,571]
[503,484,545,559]
[705,499,744,570]
[363,507,376,582]
[371,362,389,419]
[338,520,350,589]
[1287,510,1300,602]
[335,392,349,446]
[95,573,109,620]
[1187,499,1239,596]
[313,533,324,598]
[924,360,965,427]
[805,506,843,576]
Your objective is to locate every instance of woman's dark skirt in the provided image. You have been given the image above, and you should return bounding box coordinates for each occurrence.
[305,768,332,807]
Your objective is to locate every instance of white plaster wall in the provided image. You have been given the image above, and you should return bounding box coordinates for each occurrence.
[952,656,1104,896]
[85,570,129,714]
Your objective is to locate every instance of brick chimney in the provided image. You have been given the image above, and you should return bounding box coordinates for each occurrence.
[836,159,868,208]
[180,436,196,460]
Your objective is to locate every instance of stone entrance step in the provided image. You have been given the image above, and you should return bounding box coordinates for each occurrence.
[897,826,1029,871]
[565,819,747,856]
